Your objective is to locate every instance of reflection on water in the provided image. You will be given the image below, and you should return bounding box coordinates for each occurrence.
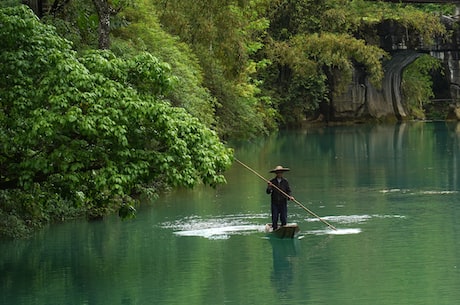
[2,122,460,305]
[269,239,298,296]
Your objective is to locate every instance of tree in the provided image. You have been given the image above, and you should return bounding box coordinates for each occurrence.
[91,0,130,49]
[111,0,218,127]
[401,55,442,119]
[260,0,447,125]
[153,0,276,138]
[0,5,232,235]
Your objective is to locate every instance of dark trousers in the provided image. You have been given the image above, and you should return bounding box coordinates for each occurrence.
[271,202,287,230]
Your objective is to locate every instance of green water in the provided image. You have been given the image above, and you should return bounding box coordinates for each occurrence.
[1,122,460,305]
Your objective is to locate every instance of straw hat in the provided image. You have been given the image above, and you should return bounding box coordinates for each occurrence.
[269,165,290,173]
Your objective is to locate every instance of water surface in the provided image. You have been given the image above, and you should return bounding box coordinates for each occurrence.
[1,122,460,305]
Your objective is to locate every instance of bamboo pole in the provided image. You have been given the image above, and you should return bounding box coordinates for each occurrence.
[234,158,337,231]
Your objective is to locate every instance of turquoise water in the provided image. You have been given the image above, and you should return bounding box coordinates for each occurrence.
[1,122,460,304]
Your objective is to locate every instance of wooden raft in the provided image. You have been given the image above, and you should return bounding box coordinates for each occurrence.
[265,223,300,239]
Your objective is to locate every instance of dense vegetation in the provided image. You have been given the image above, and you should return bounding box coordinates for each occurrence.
[0,5,232,238]
[0,0,452,238]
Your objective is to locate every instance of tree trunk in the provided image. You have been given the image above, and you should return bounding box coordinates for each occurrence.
[92,0,112,49]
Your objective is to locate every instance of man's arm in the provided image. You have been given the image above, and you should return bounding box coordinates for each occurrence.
[266,180,273,194]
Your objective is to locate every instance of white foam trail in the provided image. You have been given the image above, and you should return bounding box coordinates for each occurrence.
[304,228,362,236]
[380,189,458,195]
[320,214,372,224]
[161,214,266,240]
[305,214,404,225]
[379,188,406,193]
[419,190,458,195]
[162,213,402,239]
[174,225,265,239]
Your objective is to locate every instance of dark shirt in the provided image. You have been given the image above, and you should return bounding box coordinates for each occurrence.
[266,177,291,205]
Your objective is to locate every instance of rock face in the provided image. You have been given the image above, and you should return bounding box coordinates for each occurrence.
[368,52,423,120]
[333,52,422,121]
[332,16,460,121]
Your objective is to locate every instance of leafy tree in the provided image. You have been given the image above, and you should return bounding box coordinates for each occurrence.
[89,0,134,49]
[110,0,217,127]
[261,32,387,124]
[0,0,20,8]
[43,0,276,138]
[0,5,232,236]
[40,0,218,127]
[153,0,276,138]
[401,55,442,119]
[267,0,327,39]
[40,0,133,50]
[260,0,447,125]
[42,0,99,50]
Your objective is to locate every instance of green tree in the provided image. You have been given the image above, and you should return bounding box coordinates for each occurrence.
[401,55,442,119]
[91,0,134,49]
[42,0,99,50]
[153,0,276,138]
[260,0,447,125]
[0,5,232,237]
[111,0,217,127]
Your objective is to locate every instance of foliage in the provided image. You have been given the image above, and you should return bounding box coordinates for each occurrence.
[267,0,326,39]
[259,0,447,125]
[401,55,442,119]
[347,0,447,45]
[261,31,387,124]
[0,187,84,238]
[0,0,20,8]
[290,33,387,89]
[414,3,456,16]
[40,0,449,130]
[41,0,99,50]
[153,0,276,138]
[282,73,329,125]
[0,5,233,237]
[111,0,217,127]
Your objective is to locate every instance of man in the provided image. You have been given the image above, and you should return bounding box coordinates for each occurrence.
[266,165,294,230]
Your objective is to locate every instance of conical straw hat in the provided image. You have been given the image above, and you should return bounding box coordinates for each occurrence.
[269,165,290,173]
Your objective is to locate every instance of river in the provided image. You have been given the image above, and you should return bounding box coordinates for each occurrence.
[1,122,460,305]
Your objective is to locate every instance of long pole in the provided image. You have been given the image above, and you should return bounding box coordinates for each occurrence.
[234,158,337,231]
